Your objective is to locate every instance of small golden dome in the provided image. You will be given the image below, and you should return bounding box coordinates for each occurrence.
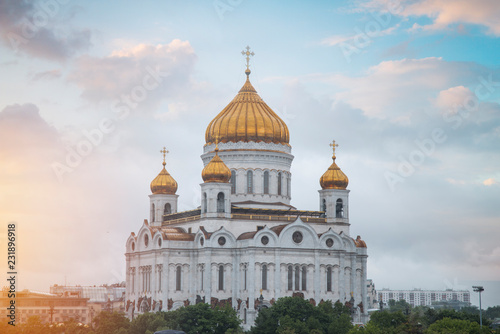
[320,154,349,190]
[150,157,178,195]
[205,75,290,146]
[202,147,231,183]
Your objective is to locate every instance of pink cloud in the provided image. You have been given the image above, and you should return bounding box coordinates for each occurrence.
[483,178,498,186]
[435,86,476,113]
[323,57,468,122]
[360,0,500,35]
[68,39,197,111]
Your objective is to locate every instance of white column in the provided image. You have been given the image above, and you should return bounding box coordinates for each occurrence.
[314,250,320,302]
[274,249,281,299]
[339,256,345,301]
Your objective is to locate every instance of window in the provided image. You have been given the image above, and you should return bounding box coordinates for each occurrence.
[151,203,155,222]
[244,266,247,290]
[176,266,182,291]
[322,199,326,213]
[231,170,236,194]
[218,265,224,290]
[164,203,171,215]
[217,192,225,213]
[336,199,343,218]
[247,170,253,193]
[263,171,269,194]
[203,193,207,213]
[294,266,300,291]
[327,267,332,292]
[288,265,308,291]
[158,269,162,291]
[302,266,307,291]
[201,266,204,291]
[131,268,135,293]
[277,172,282,195]
[262,264,268,290]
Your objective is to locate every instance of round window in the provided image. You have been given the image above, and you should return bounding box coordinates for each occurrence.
[261,236,269,245]
[218,236,226,246]
[200,237,204,246]
[292,231,303,244]
[144,235,149,247]
[326,238,334,248]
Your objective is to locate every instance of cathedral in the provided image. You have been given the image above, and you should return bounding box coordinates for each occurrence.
[125,48,369,328]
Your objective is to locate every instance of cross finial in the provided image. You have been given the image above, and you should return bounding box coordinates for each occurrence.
[160,147,169,166]
[241,45,254,75]
[214,133,220,152]
[329,140,339,156]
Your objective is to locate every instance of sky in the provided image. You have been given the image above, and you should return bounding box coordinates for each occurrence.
[0,0,499,308]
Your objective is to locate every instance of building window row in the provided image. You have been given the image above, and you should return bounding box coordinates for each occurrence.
[287,265,307,291]
[231,169,290,196]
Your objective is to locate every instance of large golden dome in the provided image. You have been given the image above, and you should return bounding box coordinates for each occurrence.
[202,146,231,183]
[150,161,178,195]
[205,74,289,146]
[320,154,349,190]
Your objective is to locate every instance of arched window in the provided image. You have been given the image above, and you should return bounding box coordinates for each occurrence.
[294,266,300,291]
[218,265,224,290]
[175,266,181,291]
[277,172,282,195]
[203,193,207,213]
[164,203,171,215]
[327,267,332,292]
[287,266,293,290]
[262,264,268,290]
[301,266,307,291]
[151,203,155,222]
[217,192,225,213]
[247,170,253,194]
[336,199,344,218]
[263,171,269,194]
[231,170,236,194]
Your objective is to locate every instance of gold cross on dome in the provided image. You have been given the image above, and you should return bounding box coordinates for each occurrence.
[160,147,169,164]
[214,133,221,151]
[241,45,254,70]
[329,140,339,155]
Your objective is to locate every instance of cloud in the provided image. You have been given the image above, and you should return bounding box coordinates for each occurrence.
[435,86,476,114]
[31,69,62,81]
[0,103,60,164]
[324,57,460,122]
[360,0,500,35]
[0,0,91,61]
[68,39,197,112]
[483,178,498,186]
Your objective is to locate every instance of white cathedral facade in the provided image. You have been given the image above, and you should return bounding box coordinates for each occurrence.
[125,55,369,328]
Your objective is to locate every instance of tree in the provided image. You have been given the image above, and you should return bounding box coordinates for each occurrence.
[162,303,241,334]
[485,306,500,321]
[91,311,130,334]
[129,311,168,334]
[388,299,412,314]
[251,297,353,334]
[425,317,488,334]
[369,310,406,329]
